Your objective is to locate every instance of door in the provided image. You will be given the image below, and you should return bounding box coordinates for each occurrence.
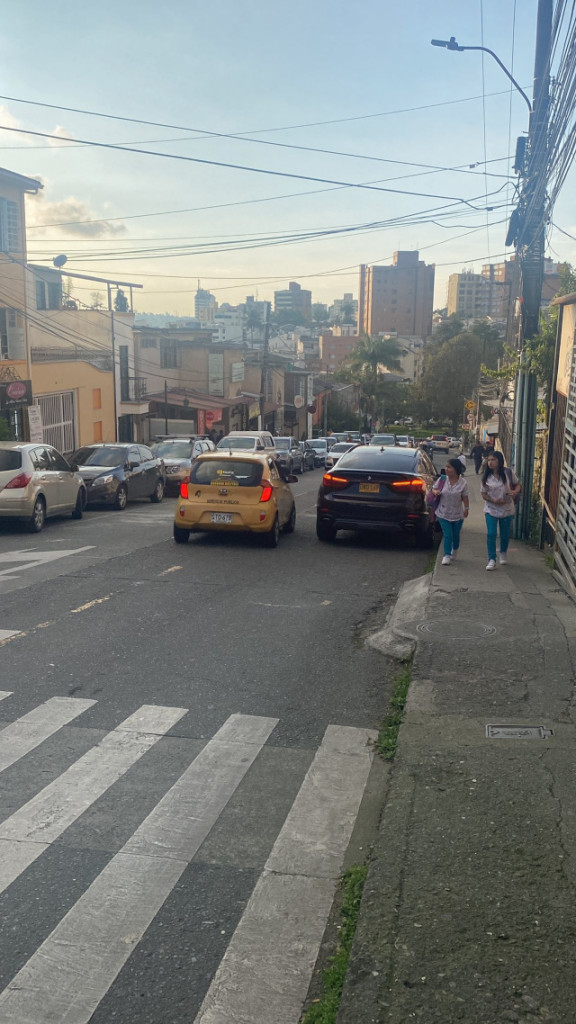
[126,445,144,498]
[31,446,61,512]
[47,448,78,510]
[268,460,290,525]
[138,446,157,497]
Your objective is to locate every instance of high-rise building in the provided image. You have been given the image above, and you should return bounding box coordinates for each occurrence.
[194,288,217,322]
[446,271,505,319]
[358,252,434,340]
[273,281,312,321]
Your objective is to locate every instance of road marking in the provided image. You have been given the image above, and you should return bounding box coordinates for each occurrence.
[159,565,182,575]
[0,713,278,1024]
[0,697,96,773]
[0,546,95,580]
[0,692,12,703]
[194,724,376,1024]
[0,629,21,642]
[69,595,113,614]
[0,703,188,895]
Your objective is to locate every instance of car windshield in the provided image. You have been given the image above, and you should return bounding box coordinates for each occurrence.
[397,436,409,443]
[217,437,258,450]
[74,446,126,467]
[274,438,292,448]
[152,442,193,458]
[331,443,355,453]
[0,451,22,471]
[191,459,264,487]
[308,440,326,450]
[371,435,395,445]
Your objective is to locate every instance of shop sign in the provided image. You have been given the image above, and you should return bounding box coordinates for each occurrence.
[27,404,44,442]
[0,379,32,409]
[205,408,222,427]
[197,409,206,435]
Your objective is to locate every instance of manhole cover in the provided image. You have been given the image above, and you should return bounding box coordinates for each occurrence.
[486,725,554,740]
[417,619,497,639]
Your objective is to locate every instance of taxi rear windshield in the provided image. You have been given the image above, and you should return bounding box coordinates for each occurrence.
[191,460,264,487]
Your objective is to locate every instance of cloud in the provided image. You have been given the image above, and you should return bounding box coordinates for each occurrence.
[0,106,75,148]
[27,192,127,238]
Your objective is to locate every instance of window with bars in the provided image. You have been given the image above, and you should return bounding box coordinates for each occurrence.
[35,392,76,455]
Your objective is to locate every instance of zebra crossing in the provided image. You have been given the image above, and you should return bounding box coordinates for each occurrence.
[0,695,376,1024]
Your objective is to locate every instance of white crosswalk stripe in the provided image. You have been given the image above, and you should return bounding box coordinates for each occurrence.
[0,703,188,895]
[0,696,96,773]
[0,703,376,1024]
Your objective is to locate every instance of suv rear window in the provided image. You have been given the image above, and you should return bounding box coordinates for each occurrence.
[0,451,22,471]
[191,460,264,487]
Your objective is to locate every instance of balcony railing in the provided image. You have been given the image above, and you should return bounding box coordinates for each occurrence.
[120,376,148,402]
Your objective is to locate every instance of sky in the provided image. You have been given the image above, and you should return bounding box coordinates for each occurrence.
[1,0,575,317]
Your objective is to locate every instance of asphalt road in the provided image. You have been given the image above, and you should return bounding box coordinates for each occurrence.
[0,466,434,1024]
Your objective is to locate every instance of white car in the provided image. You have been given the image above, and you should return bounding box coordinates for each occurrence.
[0,442,86,532]
[325,442,357,470]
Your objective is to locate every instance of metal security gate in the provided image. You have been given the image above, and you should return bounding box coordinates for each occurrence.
[555,350,576,595]
[35,392,76,456]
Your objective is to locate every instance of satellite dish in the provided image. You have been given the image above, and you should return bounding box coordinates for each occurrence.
[53,254,68,267]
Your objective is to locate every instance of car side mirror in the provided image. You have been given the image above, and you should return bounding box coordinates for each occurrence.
[70,462,79,472]
[129,461,139,470]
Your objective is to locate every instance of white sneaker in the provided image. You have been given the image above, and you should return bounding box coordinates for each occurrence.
[499,553,507,565]
[441,555,452,565]
[486,559,496,571]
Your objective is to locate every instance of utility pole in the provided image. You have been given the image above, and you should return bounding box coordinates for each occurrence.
[512,0,552,539]
[259,305,271,431]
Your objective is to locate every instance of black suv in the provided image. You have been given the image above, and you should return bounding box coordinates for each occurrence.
[272,436,305,474]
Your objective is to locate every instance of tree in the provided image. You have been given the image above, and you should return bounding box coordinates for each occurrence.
[90,291,104,309]
[340,301,356,324]
[114,289,129,312]
[244,306,263,342]
[311,303,329,328]
[271,309,307,327]
[415,330,503,433]
[338,334,404,425]
[429,314,465,349]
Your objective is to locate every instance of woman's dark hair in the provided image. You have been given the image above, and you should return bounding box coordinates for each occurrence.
[448,458,464,477]
[481,449,507,485]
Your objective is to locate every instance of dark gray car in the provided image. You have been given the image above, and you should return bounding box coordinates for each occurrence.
[150,437,215,493]
[73,443,165,510]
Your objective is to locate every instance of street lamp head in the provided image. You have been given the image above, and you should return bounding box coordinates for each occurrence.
[431,36,463,51]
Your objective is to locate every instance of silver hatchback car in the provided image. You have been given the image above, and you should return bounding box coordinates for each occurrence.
[0,442,86,532]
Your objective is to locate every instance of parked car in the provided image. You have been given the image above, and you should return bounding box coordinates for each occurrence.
[325,442,358,470]
[273,436,304,474]
[306,438,329,467]
[173,452,297,547]
[0,442,86,532]
[150,437,215,493]
[216,431,275,452]
[396,435,411,447]
[73,443,165,509]
[368,434,398,447]
[298,441,316,472]
[428,434,451,454]
[448,437,463,454]
[316,444,437,547]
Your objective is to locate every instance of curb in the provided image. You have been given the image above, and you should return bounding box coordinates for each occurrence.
[366,573,432,660]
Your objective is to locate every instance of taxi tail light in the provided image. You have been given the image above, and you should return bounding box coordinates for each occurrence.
[322,473,349,491]
[392,478,425,493]
[260,484,273,502]
[180,482,189,499]
[5,472,32,489]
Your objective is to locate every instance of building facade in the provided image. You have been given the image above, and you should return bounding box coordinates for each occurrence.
[318,331,359,373]
[358,252,434,341]
[273,281,312,322]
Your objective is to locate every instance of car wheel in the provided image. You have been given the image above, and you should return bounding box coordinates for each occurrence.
[316,518,337,542]
[415,521,434,549]
[150,479,164,503]
[263,514,280,547]
[29,495,46,533]
[71,490,84,520]
[173,524,190,544]
[114,485,128,510]
[284,505,296,534]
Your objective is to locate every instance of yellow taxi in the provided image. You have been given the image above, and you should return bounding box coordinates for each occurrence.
[173,451,298,547]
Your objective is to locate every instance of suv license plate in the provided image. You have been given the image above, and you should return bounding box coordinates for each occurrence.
[359,483,380,493]
[211,512,233,524]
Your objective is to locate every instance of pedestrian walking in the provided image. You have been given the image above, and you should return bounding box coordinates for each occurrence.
[470,440,486,474]
[432,458,469,565]
[481,451,522,570]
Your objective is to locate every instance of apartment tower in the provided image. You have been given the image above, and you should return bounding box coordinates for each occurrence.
[358,251,435,340]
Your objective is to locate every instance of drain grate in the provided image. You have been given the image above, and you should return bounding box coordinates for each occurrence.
[417,619,497,639]
[486,725,554,740]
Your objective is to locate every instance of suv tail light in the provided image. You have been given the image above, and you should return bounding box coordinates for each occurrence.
[5,472,32,490]
[260,484,273,502]
[322,473,349,491]
[180,482,189,499]
[392,478,426,493]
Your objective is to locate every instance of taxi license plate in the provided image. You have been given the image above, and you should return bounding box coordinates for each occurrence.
[211,512,233,524]
[359,483,380,493]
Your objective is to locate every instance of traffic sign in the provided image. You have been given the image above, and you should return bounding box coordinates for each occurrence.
[465,400,476,410]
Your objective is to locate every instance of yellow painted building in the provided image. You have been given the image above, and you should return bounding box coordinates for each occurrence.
[31,358,116,453]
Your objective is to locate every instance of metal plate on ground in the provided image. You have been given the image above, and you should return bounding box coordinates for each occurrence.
[486,725,554,740]
[417,619,497,639]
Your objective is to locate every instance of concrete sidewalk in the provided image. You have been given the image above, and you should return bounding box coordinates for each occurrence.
[338,479,576,1023]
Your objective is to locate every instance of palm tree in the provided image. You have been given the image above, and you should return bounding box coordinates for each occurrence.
[344,335,404,424]
[244,307,263,342]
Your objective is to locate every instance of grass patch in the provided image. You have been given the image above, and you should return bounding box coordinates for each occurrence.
[376,663,412,760]
[302,863,368,1024]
